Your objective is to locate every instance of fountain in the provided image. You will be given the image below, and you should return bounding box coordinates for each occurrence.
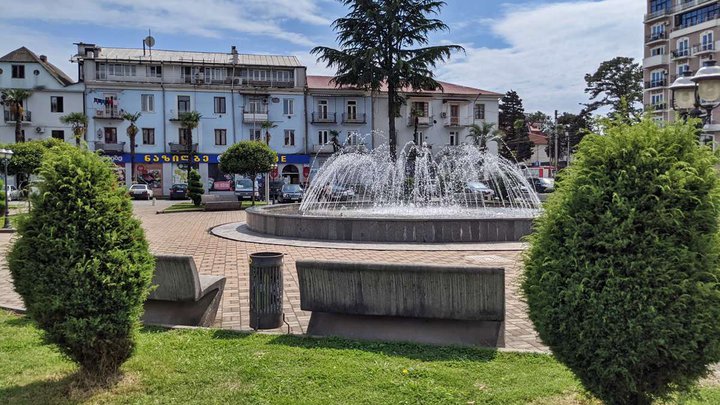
[246,138,541,243]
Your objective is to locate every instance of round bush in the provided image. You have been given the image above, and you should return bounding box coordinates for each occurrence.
[8,147,154,381]
[187,169,204,206]
[523,120,720,405]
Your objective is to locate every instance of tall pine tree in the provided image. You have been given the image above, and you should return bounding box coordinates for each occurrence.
[498,90,532,162]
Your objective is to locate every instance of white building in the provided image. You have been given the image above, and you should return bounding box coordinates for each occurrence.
[0,47,84,144]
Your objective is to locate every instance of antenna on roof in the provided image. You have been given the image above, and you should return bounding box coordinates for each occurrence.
[144,30,155,57]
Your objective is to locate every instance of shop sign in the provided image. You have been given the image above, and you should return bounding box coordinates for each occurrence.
[137,154,221,164]
[275,154,311,164]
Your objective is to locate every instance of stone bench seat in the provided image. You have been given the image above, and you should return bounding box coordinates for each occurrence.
[202,194,240,211]
[142,255,226,327]
[296,260,505,347]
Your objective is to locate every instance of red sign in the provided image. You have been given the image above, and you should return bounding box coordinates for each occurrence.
[270,168,278,179]
[212,181,233,191]
[303,166,310,178]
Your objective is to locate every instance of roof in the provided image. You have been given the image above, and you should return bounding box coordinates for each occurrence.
[529,130,549,145]
[93,47,302,67]
[306,75,501,96]
[0,46,74,86]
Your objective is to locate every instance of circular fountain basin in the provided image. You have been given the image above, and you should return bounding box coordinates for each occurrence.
[246,204,536,243]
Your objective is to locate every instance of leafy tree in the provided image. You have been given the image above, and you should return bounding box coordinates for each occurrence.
[523,119,720,405]
[4,139,67,192]
[498,91,532,161]
[187,169,204,207]
[179,111,202,180]
[545,111,592,164]
[8,146,154,384]
[466,122,500,152]
[59,112,89,147]
[220,141,276,206]
[1,89,32,143]
[121,112,142,179]
[311,0,464,157]
[329,129,342,152]
[259,120,277,145]
[584,56,643,120]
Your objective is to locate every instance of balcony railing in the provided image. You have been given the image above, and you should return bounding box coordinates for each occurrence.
[645,80,667,89]
[647,103,667,111]
[645,32,667,43]
[169,109,193,121]
[444,116,472,127]
[407,115,431,126]
[342,113,366,124]
[312,112,337,123]
[242,107,269,123]
[694,42,715,53]
[644,7,671,21]
[94,109,122,120]
[168,143,199,153]
[672,49,691,59]
[3,110,31,123]
[94,141,126,153]
[313,144,337,154]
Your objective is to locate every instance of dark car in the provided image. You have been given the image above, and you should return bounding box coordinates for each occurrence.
[269,181,286,202]
[169,183,188,200]
[280,184,304,203]
[528,177,555,193]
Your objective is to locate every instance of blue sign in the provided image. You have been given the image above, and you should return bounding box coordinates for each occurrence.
[277,154,311,164]
[104,153,310,165]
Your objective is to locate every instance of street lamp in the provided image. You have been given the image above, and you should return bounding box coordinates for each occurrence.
[670,59,720,124]
[0,148,14,229]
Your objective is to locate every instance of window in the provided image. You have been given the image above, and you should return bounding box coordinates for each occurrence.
[51,130,64,140]
[411,101,429,117]
[215,129,227,145]
[104,127,118,144]
[650,0,669,13]
[283,99,294,115]
[284,129,295,146]
[474,103,485,120]
[678,64,690,75]
[106,64,136,77]
[141,94,154,112]
[178,96,191,113]
[247,99,266,114]
[702,31,714,51]
[102,94,119,116]
[274,70,293,83]
[677,4,720,29]
[250,128,262,141]
[650,93,665,107]
[147,65,162,78]
[318,100,329,119]
[449,131,459,146]
[651,47,664,56]
[179,128,191,145]
[11,65,25,79]
[318,130,329,144]
[346,100,357,120]
[650,23,665,40]
[414,131,424,145]
[676,38,690,57]
[50,96,64,113]
[651,70,666,86]
[142,128,155,145]
[214,97,226,114]
[250,69,269,82]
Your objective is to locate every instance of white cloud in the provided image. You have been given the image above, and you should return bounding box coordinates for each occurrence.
[437,0,644,115]
[0,22,78,81]
[294,51,337,76]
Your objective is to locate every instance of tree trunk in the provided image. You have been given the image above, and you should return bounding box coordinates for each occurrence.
[186,129,193,182]
[129,132,136,184]
[14,107,23,143]
[388,83,398,159]
[251,172,256,206]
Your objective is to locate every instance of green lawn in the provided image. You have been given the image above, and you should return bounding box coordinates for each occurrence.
[1,310,719,404]
[162,200,268,213]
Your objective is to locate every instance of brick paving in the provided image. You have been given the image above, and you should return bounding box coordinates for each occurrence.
[0,200,546,352]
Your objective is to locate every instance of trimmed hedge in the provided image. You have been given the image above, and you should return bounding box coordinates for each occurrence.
[8,147,154,381]
[523,120,720,405]
[187,169,204,206]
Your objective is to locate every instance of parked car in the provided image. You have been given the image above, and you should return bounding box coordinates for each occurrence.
[169,183,188,200]
[129,184,154,200]
[280,184,304,203]
[235,178,260,201]
[458,181,495,202]
[4,185,19,201]
[269,181,286,202]
[330,185,356,201]
[527,177,555,193]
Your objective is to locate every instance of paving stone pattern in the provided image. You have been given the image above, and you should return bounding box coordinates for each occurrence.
[0,201,546,352]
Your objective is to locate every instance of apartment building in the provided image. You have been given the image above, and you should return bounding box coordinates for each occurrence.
[643,0,720,139]
[0,47,84,145]
[72,43,309,195]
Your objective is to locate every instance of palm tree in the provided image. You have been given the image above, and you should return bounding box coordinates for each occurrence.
[259,120,277,145]
[59,112,88,147]
[121,112,142,180]
[311,0,463,158]
[466,122,501,153]
[1,89,32,143]
[179,111,202,181]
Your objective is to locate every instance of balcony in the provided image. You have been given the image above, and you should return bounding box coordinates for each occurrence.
[671,49,691,59]
[342,113,366,124]
[645,80,667,89]
[647,103,668,111]
[643,54,670,68]
[169,110,192,122]
[3,110,31,123]
[675,0,715,13]
[644,7,670,22]
[94,141,126,153]
[94,109,123,120]
[168,143,199,153]
[242,107,269,123]
[694,42,715,55]
[645,32,667,43]
[313,144,337,154]
[444,116,472,127]
[407,115,431,127]
[312,112,337,124]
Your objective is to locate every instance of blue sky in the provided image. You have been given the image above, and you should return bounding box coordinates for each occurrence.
[0,0,644,115]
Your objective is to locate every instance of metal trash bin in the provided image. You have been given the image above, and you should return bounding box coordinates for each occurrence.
[249,252,284,330]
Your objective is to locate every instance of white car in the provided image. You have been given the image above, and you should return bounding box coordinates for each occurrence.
[4,185,19,201]
[129,184,154,200]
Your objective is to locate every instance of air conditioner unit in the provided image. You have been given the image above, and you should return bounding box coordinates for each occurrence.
[96,110,105,117]
[35,127,45,134]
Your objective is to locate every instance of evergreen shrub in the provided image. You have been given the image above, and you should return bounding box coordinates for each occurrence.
[187,169,204,206]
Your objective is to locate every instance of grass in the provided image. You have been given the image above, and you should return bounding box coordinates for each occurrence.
[162,200,268,213]
[1,310,719,405]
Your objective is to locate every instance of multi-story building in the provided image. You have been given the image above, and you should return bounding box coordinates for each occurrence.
[0,47,84,145]
[372,82,501,155]
[72,43,309,195]
[643,0,720,142]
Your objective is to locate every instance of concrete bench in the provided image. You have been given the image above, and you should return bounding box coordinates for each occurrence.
[296,260,505,347]
[142,255,226,327]
[202,194,240,211]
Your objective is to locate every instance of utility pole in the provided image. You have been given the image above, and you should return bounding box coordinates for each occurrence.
[566,130,571,166]
[554,110,559,170]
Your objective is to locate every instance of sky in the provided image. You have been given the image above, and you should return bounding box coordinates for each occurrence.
[0,0,644,116]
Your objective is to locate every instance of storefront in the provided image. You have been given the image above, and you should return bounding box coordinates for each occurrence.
[275,154,311,186]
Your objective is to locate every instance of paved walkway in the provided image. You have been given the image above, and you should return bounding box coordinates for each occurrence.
[0,200,546,352]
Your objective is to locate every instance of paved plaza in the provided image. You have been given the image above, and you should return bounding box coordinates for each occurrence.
[0,200,546,352]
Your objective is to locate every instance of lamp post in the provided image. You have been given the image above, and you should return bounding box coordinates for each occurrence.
[0,148,14,229]
[670,59,720,146]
